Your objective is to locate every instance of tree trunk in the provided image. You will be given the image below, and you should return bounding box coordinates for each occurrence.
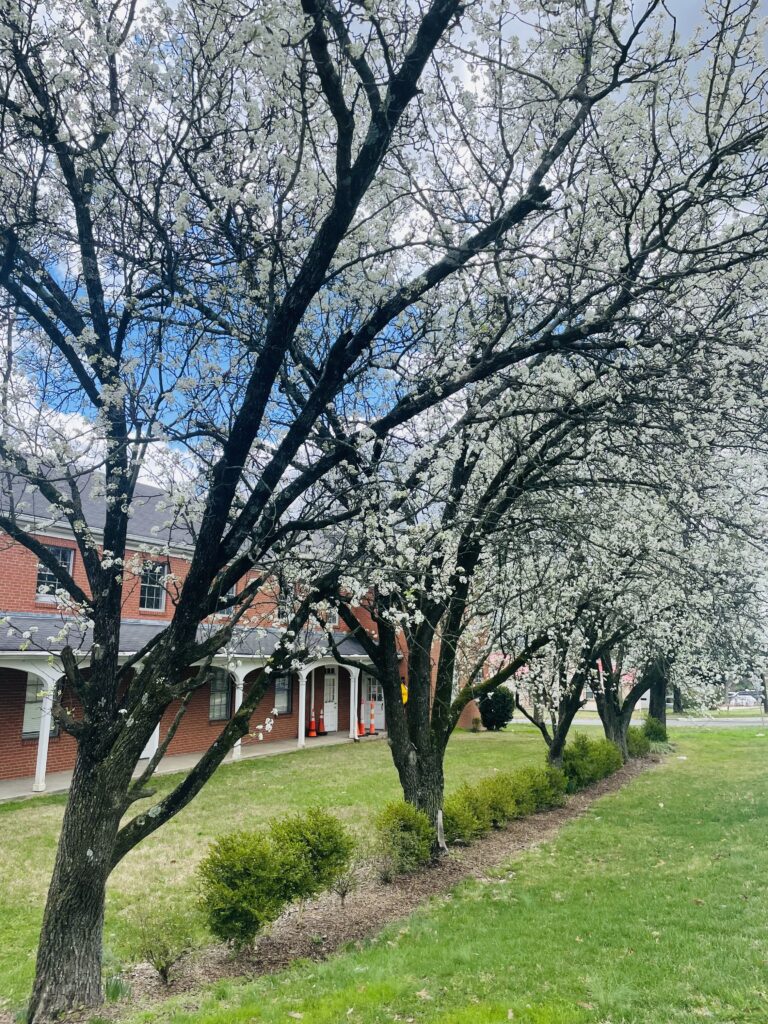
[594,673,629,762]
[393,741,445,826]
[28,749,133,1022]
[600,703,628,759]
[648,660,668,727]
[546,741,564,767]
[672,685,684,714]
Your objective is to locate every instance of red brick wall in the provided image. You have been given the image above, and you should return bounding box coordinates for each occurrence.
[457,699,482,730]
[0,662,364,782]
[0,667,80,780]
[0,529,273,623]
[160,666,357,756]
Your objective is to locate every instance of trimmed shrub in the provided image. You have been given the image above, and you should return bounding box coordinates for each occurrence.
[627,725,651,758]
[442,765,568,845]
[643,715,668,743]
[561,733,623,792]
[375,801,434,874]
[478,688,515,730]
[442,788,483,844]
[510,765,568,812]
[269,807,355,900]
[453,781,494,834]
[198,831,287,948]
[476,774,519,826]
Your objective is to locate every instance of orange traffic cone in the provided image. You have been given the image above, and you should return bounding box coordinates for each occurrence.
[369,700,377,735]
[308,709,317,738]
[318,706,327,736]
[357,701,366,737]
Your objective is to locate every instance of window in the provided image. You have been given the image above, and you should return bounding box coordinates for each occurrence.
[324,665,337,702]
[365,674,384,703]
[274,674,292,714]
[324,606,339,628]
[140,561,167,611]
[209,669,232,721]
[36,545,74,600]
[22,677,57,738]
[216,580,237,608]
[276,585,293,622]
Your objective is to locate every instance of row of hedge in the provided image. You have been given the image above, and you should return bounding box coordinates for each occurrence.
[374,732,631,875]
[198,729,651,948]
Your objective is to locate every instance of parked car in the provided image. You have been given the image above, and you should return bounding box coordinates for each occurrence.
[727,691,759,707]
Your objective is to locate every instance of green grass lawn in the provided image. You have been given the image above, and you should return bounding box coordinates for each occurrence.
[0,730,544,1010]
[127,728,768,1024]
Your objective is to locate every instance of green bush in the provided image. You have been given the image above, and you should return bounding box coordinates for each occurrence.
[442,788,483,844]
[199,810,355,947]
[478,688,515,730]
[454,781,494,834]
[476,774,519,826]
[442,765,568,845]
[269,807,355,900]
[198,831,287,948]
[627,725,651,758]
[133,912,194,985]
[375,801,434,874]
[510,765,568,812]
[562,733,623,792]
[643,715,668,742]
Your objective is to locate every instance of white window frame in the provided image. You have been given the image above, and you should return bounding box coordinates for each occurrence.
[36,545,74,603]
[274,674,292,714]
[276,585,293,622]
[365,673,384,703]
[209,669,232,722]
[139,560,168,612]
[22,677,58,738]
[324,665,337,702]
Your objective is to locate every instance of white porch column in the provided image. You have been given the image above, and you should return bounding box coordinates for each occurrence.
[32,667,59,793]
[348,665,360,739]
[297,668,308,748]
[231,670,245,761]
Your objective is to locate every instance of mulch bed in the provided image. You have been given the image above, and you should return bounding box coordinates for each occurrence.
[5,757,656,1023]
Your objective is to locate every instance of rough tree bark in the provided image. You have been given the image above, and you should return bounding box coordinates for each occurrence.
[647,656,669,726]
[594,651,651,761]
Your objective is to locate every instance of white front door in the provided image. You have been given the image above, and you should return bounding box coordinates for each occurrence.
[365,674,386,730]
[324,667,338,732]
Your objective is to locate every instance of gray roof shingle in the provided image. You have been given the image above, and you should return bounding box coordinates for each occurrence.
[0,471,196,550]
[0,612,369,661]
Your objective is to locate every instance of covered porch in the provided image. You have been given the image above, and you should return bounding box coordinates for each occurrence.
[0,646,385,797]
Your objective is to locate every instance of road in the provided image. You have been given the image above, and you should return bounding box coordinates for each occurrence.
[572,715,767,729]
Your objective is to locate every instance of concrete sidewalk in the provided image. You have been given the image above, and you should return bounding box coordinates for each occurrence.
[0,732,385,804]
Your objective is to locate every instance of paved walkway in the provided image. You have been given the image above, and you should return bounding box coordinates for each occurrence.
[0,732,385,804]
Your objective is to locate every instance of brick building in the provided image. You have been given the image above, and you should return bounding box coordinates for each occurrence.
[0,478,384,793]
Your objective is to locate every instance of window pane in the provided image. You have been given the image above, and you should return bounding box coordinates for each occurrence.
[209,670,231,721]
[36,546,73,593]
[274,675,292,714]
[22,677,56,737]
[140,562,167,611]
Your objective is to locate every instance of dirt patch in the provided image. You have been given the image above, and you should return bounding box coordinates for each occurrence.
[6,758,654,1024]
